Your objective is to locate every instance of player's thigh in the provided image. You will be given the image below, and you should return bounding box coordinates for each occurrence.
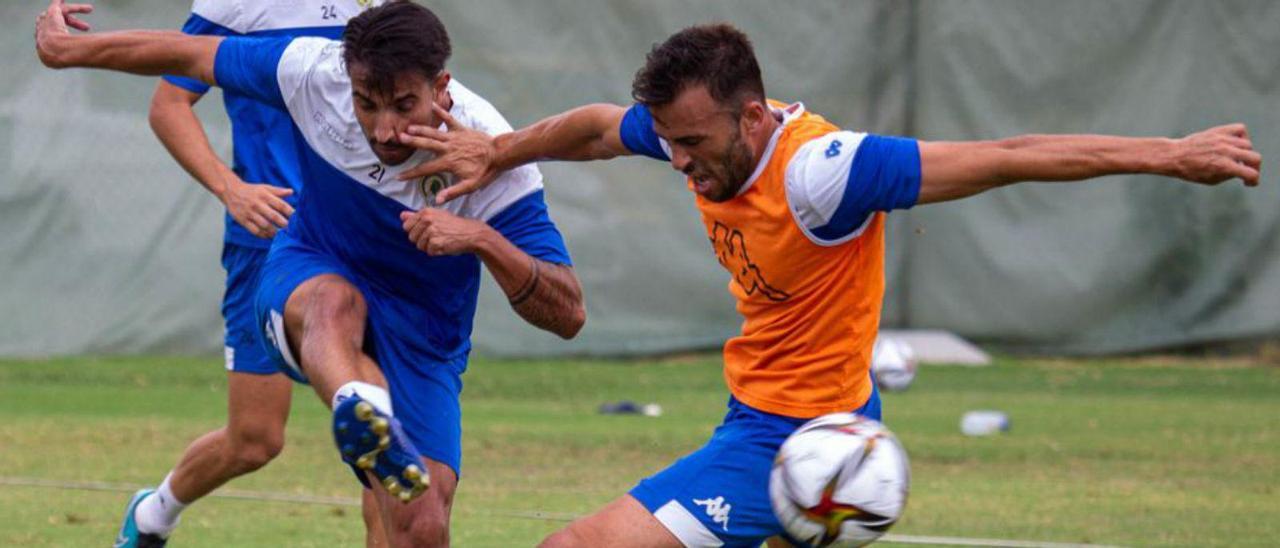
[541,494,681,548]
[255,240,364,384]
[224,371,293,447]
[282,273,369,348]
[627,406,795,547]
[374,456,458,545]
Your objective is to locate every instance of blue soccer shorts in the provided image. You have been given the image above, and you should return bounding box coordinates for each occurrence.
[253,237,465,477]
[221,243,277,375]
[629,383,882,547]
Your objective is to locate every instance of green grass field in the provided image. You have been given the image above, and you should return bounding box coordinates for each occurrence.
[1,355,1277,546]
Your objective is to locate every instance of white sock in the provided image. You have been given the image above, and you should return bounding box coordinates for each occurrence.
[332,381,394,416]
[134,473,187,536]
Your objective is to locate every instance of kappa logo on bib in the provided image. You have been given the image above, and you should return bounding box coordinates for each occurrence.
[710,221,790,302]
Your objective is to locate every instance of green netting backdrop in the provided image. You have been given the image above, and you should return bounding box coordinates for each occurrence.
[1,1,1276,357]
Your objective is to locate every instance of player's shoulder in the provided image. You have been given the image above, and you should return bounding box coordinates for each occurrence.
[782,126,870,238]
[191,0,382,35]
[785,130,868,193]
[281,36,345,70]
[444,80,545,222]
[273,35,346,97]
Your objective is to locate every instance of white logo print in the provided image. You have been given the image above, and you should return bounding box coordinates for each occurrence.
[692,496,732,532]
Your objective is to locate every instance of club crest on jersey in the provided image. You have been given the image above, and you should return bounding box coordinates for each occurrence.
[418,174,452,205]
[710,221,790,302]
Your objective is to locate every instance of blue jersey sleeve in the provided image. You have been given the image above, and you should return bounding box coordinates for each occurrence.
[807,135,922,241]
[618,104,671,161]
[487,190,573,266]
[213,36,293,109]
[162,13,235,95]
[846,135,922,211]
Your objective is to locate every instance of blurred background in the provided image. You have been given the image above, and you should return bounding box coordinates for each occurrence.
[2,0,1277,358]
[4,2,1279,546]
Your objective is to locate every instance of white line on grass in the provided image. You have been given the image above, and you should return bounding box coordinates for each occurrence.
[2,476,1124,547]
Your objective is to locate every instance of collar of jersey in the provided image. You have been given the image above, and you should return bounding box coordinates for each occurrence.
[735,102,806,197]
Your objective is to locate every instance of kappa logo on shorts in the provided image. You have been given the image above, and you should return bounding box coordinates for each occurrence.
[710,221,790,302]
[692,495,732,532]
[263,319,279,352]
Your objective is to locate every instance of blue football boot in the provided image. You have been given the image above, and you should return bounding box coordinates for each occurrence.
[113,489,169,548]
[332,396,430,503]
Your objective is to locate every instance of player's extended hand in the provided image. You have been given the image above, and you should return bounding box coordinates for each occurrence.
[222,177,295,239]
[397,103,501,205]
[1169,124,1262,186]
[35,0,94,68]
[399,208,491,256]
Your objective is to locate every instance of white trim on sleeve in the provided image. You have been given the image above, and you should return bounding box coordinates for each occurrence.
[784,130,874,247]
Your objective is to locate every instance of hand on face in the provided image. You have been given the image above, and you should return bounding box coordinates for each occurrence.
[396,103,501,205]
[35,0,94,67]
[1172,124,1262,186]
[399,207,490,256]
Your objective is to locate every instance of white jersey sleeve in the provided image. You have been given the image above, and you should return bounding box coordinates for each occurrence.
[785,131,923,245]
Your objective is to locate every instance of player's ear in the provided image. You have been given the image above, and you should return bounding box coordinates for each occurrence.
[740,99,767,133]
[431,70,451,102]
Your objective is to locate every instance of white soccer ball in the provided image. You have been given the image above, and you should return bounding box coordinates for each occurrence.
[871,337,917,392]
[769,413,910,547]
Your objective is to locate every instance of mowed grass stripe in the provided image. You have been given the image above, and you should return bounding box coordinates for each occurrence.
[0,356,1276,546]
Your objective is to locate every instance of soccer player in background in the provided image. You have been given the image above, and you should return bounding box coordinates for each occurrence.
[115,1,389,546]
[35,1,586,546]
[396,23,1261,547]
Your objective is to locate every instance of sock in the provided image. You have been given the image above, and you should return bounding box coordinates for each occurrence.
[134,473,187,536]
[332,381,394,416]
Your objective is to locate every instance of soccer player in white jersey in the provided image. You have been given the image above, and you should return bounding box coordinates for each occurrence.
[35,1,586,546]
[114,2,388,546]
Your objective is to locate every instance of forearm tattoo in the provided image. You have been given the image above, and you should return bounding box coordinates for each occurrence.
[509,259,584,338]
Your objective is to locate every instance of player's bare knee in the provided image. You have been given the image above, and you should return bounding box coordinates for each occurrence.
[228,430,284,472]
[303,277,367,335]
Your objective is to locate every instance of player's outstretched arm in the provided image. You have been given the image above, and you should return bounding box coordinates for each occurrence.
[149,82,294,238]
[398,209,586,339]
[398,104,633,204]
[916,124,1262,205]
[35,0,220,85]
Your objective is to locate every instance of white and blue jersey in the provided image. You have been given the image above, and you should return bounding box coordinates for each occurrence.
[166,0,385,249]
[212,36,571,475]
[167,0,380,375]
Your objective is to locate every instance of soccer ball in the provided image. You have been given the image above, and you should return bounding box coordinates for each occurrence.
[871,337,917,392]
[769,413,910,547]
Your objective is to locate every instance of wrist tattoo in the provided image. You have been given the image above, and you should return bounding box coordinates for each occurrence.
[508,257,541,306]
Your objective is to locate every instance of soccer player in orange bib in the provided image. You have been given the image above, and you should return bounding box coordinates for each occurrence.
[399,23,1260,548]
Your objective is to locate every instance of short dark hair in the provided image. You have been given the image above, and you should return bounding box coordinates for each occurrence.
[631,23,765,109]
[343,1,452,96]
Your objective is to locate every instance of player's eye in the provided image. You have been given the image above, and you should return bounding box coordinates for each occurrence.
[677,137,703,147]
[396,98,417,113]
